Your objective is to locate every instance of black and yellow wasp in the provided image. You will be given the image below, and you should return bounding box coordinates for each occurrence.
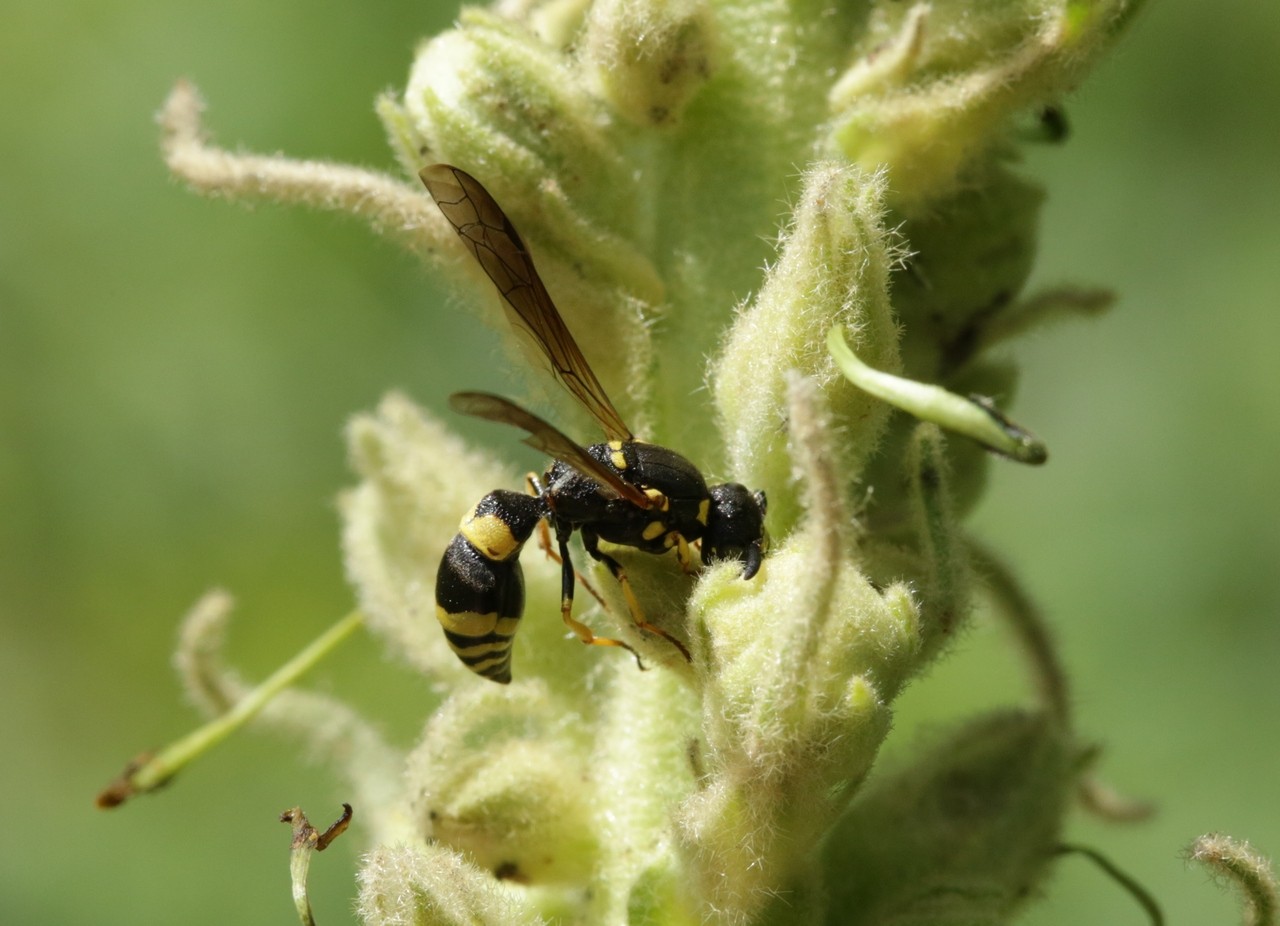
[422,165,767,683]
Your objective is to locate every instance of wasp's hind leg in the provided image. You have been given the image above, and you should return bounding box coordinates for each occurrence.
[528,473,608,610]
[580,529,693,664]
[553,523,646,670]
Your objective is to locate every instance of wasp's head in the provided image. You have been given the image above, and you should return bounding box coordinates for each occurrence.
[703,483,768,580]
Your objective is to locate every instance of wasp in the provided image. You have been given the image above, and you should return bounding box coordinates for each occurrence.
[422,165,767,683]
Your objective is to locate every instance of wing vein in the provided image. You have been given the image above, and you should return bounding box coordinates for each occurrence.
[421,164,633,442]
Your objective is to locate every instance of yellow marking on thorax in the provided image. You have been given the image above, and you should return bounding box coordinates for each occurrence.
[460,512,522,561]
[644,487,669,511]
[642,520,666,541]
[696,498,710,526]
[610,447,628,471]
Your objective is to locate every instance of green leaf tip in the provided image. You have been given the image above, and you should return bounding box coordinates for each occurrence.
[828,324,1048,464]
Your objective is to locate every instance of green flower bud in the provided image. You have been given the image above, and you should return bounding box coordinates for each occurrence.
[891,166,1045,380]
[828,0,1142,209]
[674,377,924,922]
[358,842,544,926]
[406,680,599,884]
[713,162,901,534]
[582,0,719,126]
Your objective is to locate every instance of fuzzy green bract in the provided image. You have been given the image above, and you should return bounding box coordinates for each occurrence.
[163,0,1147,923]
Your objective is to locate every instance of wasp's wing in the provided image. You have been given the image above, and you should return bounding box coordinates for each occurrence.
[450,392,653,509]
[421,164,633,443]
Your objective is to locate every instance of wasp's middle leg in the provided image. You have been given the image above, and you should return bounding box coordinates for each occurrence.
[554,522,644,669]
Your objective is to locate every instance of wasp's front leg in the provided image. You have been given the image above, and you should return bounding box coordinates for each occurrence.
[580,528,692,664]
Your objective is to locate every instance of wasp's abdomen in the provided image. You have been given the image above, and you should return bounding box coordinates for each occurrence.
[435,490,543,683]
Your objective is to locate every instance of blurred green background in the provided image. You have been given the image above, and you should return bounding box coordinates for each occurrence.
[2,1,1276,923]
